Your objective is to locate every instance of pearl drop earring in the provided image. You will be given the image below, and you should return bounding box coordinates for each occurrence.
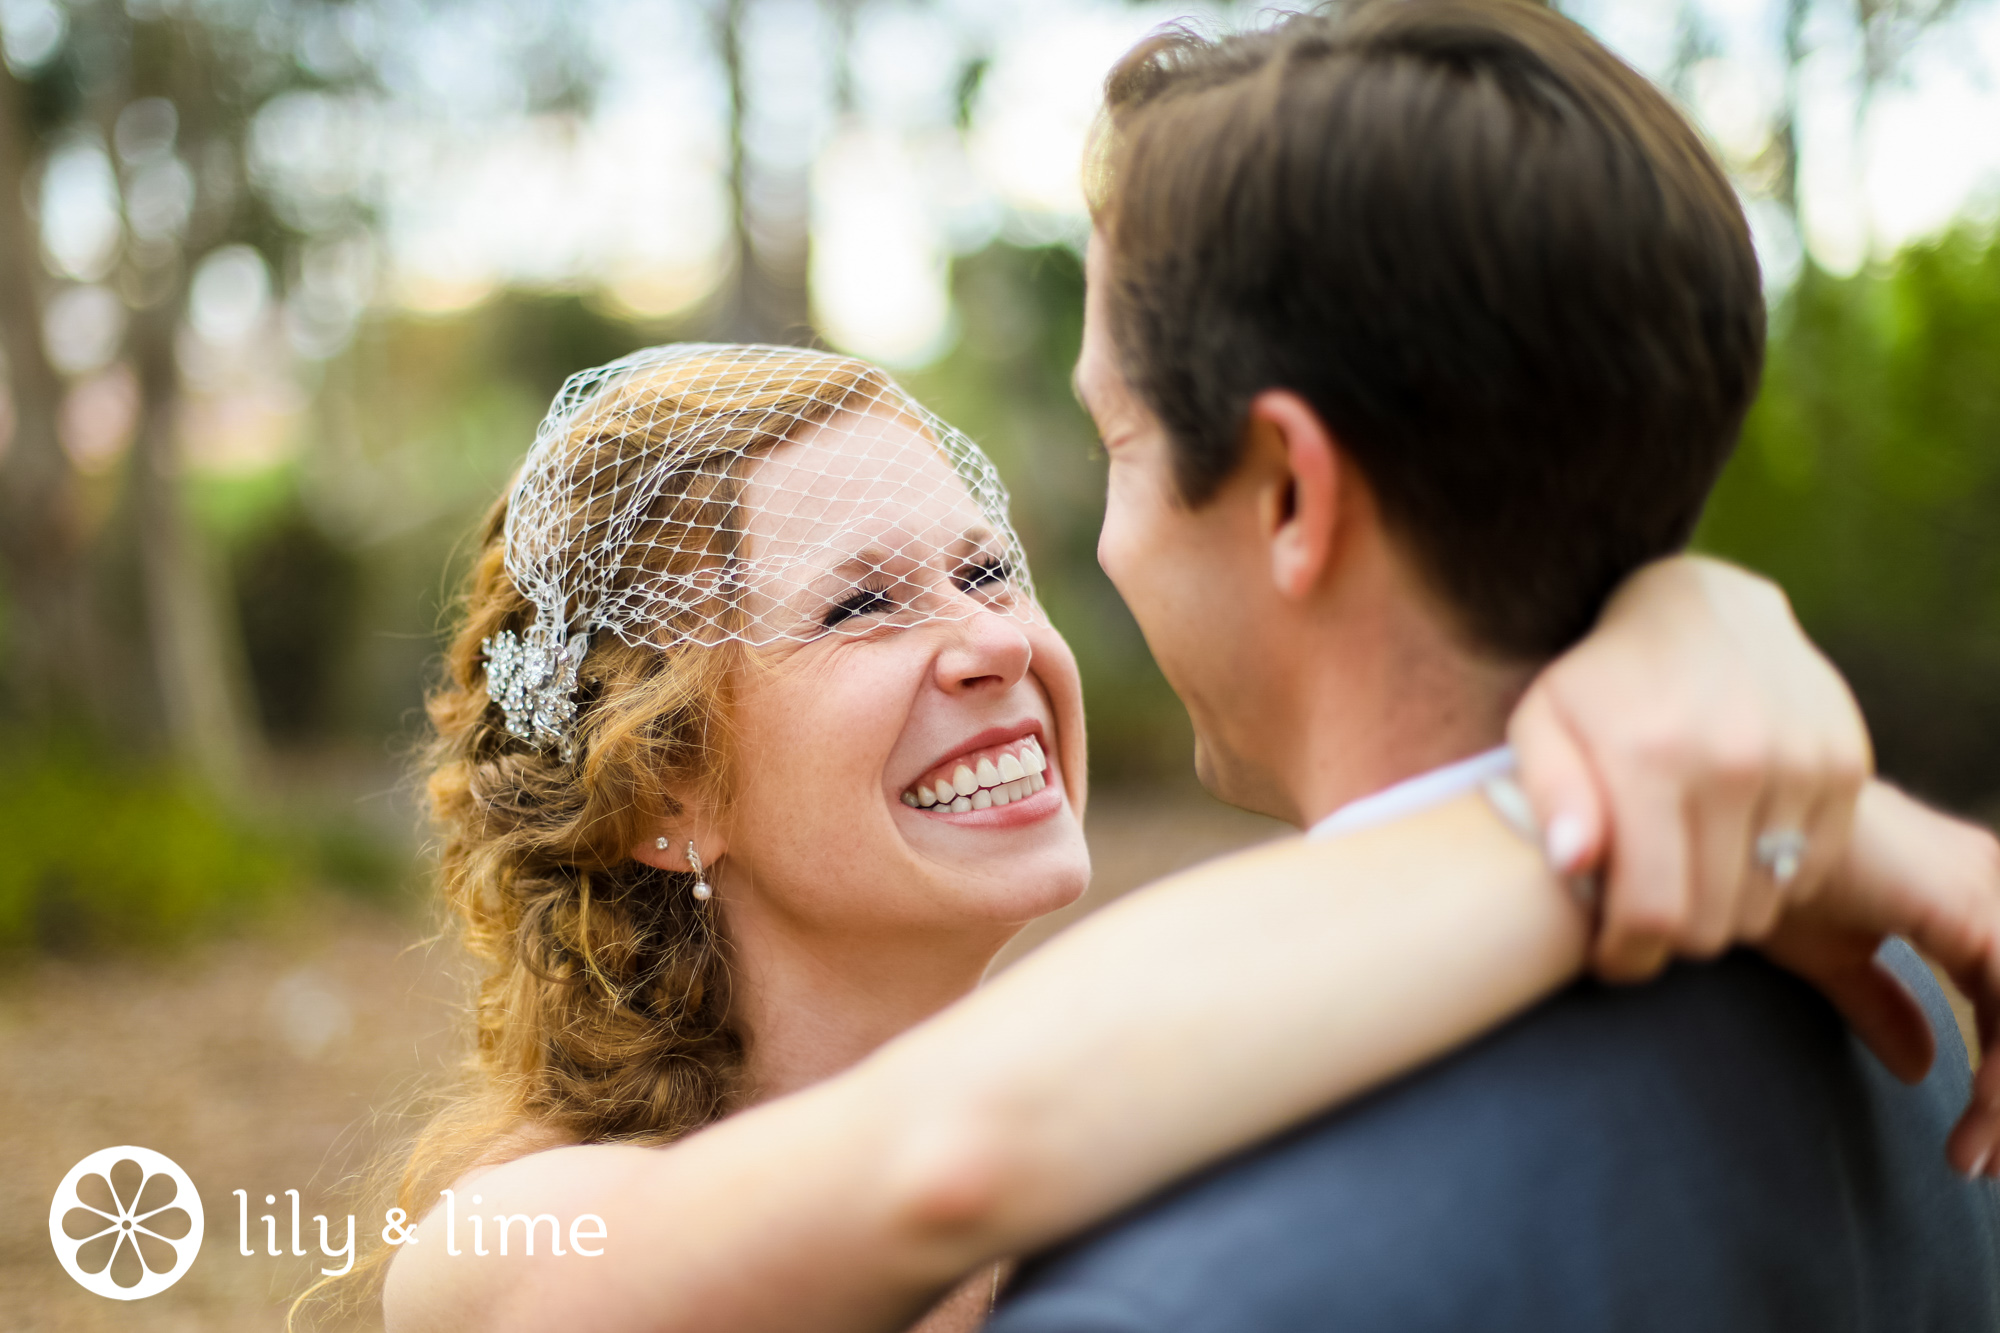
[687,841,712,902]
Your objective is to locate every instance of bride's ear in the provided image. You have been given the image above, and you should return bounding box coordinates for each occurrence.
[630,801,728,875]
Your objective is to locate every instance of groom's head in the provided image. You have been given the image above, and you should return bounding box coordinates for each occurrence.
[1075,0,1764,820]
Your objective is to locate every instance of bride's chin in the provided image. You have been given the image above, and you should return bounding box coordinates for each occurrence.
[874,804,1090,926]
[957,855,1092,925]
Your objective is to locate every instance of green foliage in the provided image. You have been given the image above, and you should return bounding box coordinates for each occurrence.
[1698,223,2000,806]
[294,809,417,905]
[0,746,288,953]
[227,495,367,739]
[0,740,418,953]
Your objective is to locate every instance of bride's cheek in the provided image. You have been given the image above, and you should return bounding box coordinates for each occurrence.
[1027,632,1087,788]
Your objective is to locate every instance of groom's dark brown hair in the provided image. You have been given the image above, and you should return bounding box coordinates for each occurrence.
[1093,0,1764,659]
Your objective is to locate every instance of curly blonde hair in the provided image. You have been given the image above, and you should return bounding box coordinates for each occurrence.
[302,347,902,1323]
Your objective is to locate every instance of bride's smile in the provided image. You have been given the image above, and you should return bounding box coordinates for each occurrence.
[898,729,1052,817]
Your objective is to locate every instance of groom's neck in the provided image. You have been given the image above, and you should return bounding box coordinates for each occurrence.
[1276,594,1538,830]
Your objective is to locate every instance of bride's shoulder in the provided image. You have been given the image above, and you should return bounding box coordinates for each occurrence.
[445,1123,662,1203]
[384,1127,668,1329]
[475,1119,580,1171]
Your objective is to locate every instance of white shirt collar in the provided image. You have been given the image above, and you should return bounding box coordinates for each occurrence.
[1306,745,1517,842]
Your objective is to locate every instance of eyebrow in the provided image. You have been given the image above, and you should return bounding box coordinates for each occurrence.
[825,548,894,585]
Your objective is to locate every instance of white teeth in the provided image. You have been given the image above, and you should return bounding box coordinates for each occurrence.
[909,742,1052,812]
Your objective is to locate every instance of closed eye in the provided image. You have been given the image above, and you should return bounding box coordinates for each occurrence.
[822,584,894,630]
[955,554,1013,594]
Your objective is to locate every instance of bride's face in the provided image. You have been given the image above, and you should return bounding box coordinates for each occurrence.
[713,404,1090,938]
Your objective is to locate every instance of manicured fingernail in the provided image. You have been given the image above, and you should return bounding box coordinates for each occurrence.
[1967,1147,1992,1179]
[1545,815,1590,873]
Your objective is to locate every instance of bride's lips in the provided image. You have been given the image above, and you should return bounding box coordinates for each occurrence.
[897,723,1061,827]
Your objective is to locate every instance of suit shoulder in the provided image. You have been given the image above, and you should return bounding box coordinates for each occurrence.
[995,953,2000,1333]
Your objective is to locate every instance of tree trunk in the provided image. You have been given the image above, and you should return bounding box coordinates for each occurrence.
[0,61,111,731]
[712,0,812,345]
[124,298,263,795]
[124,322,262,793]
[1774,0,1810,227]
[105,10,265,793]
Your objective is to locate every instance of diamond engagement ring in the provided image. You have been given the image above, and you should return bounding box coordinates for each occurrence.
[1755,830,1809,887]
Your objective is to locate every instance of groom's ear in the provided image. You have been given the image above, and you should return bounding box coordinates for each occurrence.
[1243,390,1343,600]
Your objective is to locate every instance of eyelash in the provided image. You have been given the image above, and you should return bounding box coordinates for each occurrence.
[820,557,1012,630]
[823,584,893,629]
[957,556,1012,593]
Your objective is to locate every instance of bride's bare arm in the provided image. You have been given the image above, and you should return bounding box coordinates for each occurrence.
[384,793,1579,1333]
[386,780,2000,1333]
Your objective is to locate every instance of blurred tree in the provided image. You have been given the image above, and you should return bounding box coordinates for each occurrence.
[295,289,675,742]
[231,500,359,738]
[1756,0,1983,234]
[714,0,951,347]
[111,10,273,795]
[0,0,384,791]
[1698,225,2000,811]
[710,0,811,344]
[0,0,604,788]
[0,52,106,732]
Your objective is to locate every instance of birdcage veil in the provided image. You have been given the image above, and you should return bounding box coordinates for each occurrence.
[483,343,1042,757]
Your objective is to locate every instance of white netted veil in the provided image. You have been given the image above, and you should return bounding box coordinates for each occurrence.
[483,343,1042,757]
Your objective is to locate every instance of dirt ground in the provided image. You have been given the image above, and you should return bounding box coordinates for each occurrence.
[1,792,1976,1333]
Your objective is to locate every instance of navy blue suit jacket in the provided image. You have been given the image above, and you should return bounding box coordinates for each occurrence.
[990,941,2000,1332]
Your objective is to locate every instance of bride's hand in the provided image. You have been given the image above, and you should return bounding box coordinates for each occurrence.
[1506,554,1871,982]
[1760,782,2000,1173]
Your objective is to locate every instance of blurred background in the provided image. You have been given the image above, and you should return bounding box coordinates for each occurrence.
[0,0,1995,1327]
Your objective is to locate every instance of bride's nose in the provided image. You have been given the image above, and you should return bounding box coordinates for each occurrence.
[933,609,1033,696]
